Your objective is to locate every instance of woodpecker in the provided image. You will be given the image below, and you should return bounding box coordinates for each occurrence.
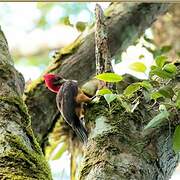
[44,74,92,143]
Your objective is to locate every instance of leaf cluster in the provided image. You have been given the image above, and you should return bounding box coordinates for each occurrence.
[95,55,179,153]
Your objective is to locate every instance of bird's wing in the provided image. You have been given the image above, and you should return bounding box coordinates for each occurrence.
[56,80,88,143]
[58,81,77,124]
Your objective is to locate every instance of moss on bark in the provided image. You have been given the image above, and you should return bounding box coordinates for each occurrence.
[0,27,52,179]
[79,98,179,180]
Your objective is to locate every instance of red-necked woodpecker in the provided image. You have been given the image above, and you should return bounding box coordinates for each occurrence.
[44,73,92,143]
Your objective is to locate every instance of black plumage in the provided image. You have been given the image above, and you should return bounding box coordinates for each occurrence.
[56,80,88,143]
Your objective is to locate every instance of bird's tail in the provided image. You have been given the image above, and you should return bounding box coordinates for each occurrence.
[73,121,88,144]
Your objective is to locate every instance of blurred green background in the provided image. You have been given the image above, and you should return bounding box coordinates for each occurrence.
[0,2,109,82]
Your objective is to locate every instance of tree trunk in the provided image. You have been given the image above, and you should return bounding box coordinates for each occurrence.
[0,27,52,179]
[79,101,179,180]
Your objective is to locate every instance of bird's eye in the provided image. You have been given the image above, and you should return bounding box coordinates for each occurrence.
[52,77,61,85]
[53,80,60,85]
[80,116,84,121]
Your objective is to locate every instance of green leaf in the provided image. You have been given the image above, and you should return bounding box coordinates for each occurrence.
[59,16,73,26]
[51,143,67,160]
[173,125,180,153]
[76,21,86,32]
[144,107,169,130]
[150,92,164,100]
[176,91,180,109]
[155,55,167,68]
[123,83,141,97]
[96,88,112,95]
[158,86,174,99]
[151,65,157,71]
[129,62,147,73]
[104,94,117,105]
[123,81,152,99]
[163,63,177,74]
[95,73,123,82]
[150,67,174,79]
[139,81,153,90]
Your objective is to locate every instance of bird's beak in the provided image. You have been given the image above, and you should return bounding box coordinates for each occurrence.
[43,74,48,79]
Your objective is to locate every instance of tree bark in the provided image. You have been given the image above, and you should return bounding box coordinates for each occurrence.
[78,101,179,180]
[152,4,180,58]
[0,27,52,179]
[24,3,170,145]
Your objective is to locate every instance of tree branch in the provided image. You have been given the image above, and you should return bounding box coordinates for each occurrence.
[25,3,170,144]
[95,3,112,74]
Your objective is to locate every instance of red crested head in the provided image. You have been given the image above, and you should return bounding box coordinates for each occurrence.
[44,73,64,93]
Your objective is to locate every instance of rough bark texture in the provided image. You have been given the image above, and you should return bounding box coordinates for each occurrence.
[95,4,112,75]
[153,3,180,58]
[25,3,170,145]
[79,100,179,180]
[0,27,52,179]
